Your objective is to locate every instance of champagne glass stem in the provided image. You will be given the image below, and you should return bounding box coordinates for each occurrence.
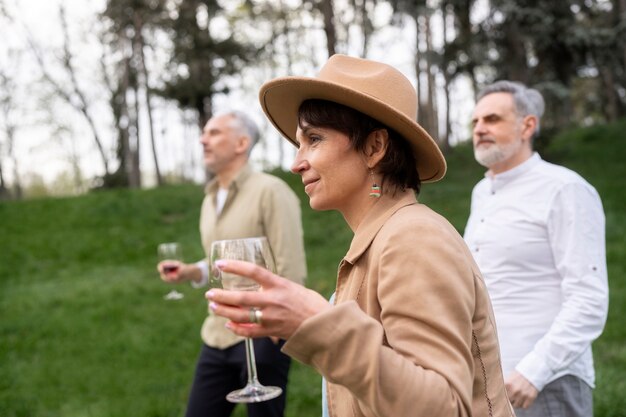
[244,338,260,385]
[212,237,282,403]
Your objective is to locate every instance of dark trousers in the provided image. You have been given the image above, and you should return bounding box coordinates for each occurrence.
[185,338,291,417]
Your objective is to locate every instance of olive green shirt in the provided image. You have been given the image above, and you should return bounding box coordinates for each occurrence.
[199,164,307,349]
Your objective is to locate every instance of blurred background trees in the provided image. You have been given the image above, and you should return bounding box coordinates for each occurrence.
[0,0,624,198]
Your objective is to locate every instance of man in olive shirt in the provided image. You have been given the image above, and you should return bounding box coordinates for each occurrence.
[158,110,307,417]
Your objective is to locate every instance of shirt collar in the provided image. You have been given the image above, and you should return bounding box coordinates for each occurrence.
[344,189,418,264]
[488,152,541,193]
[205,163,253,195]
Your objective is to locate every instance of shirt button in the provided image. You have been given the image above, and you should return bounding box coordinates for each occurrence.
[475,247,479,252]
[480,218,485,223]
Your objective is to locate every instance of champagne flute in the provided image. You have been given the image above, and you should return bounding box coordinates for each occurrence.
[158,242,184,300]
[210,237,282,403]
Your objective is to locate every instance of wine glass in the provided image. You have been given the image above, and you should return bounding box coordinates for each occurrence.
[158,242,184,300]
[210,237,282,403]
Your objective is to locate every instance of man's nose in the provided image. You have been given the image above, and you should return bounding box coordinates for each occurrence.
[473,119,487,134]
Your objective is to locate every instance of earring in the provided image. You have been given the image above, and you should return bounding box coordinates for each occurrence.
[369,170,381,198]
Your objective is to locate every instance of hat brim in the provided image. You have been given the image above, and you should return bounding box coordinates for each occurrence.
[259,77,446,182]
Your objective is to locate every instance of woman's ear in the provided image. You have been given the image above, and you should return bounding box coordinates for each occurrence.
[365,129,389,168]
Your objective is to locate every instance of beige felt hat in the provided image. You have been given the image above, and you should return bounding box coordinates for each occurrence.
[258,54,446,182]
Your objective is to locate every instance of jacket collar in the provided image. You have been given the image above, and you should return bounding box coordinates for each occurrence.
[344,189,418,264]
[205,163,253,195]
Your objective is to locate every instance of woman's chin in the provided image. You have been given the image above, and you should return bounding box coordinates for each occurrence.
[308,197,331,212]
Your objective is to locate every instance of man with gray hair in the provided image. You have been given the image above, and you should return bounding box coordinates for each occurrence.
[157,110,307,417]
[464,81,608,416]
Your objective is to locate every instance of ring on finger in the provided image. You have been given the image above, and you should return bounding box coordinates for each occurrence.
[249,307,263,325]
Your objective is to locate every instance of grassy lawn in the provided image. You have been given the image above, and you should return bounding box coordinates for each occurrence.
[1,120,625,416]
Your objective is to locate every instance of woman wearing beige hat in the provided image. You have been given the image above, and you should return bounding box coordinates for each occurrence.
[206,55,514,417]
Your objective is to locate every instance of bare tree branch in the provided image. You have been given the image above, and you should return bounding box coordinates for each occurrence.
[23,3,112,175]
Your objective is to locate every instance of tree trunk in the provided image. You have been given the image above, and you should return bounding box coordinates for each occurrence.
[413,12,422,123]
[99,32,127,188]
[0,161,8,200]
[131,84,142,188]
[358,0,374,57]
[617,0,626,117]
[10,152,21,199]
[599,66,619,122]
[320,0,337,57]
[441,4,451,151]
[0,127,17,200]
[414,12,438,139]
[502,19,529,83]
[0,71,18,199]
[134,13,163,186]
[623,0,626,88]
[116,54,133,187]
[5,125,22,199]
[424,14,439,141]
[197,96,213,131]
[450,0,478,100]
[278,6,290,170]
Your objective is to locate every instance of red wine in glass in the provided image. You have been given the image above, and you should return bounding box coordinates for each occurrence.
[163,263,179,274]
[158,242,184,300]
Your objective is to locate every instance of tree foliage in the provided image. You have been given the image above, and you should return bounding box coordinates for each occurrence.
[1,0,625,197]
[472,0,624,130]
[158,0,260,127]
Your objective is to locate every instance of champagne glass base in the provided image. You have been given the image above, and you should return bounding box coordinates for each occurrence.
[163,289,184,300]
[226,382,282,403]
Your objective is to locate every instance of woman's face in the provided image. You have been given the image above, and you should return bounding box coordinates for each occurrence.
[291,122,370,215]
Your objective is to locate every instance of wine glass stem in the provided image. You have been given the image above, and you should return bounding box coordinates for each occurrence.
[244,338,260,385]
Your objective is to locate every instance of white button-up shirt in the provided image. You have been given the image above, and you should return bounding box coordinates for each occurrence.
[464,153,608,391]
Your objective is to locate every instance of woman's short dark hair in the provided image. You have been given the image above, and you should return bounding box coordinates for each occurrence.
[298,99,421,195]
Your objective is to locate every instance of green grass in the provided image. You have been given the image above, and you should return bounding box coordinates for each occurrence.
[1,120,625,416]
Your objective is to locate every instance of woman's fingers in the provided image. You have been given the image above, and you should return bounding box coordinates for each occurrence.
[206,259,283,337]
[214,259,277,287]
[208,299,255,324]
[208,293,282,338]
[208,288,256,309]
[206,259,333,340]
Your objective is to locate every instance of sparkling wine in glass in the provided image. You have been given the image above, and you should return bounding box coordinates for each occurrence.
[158,242,184,300]
[210,237,282,403]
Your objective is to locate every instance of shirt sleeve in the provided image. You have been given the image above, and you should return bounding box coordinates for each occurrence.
[463,184,481,240]
[515,181,609,390]
[260,179,307,285]
[190,260,209,288]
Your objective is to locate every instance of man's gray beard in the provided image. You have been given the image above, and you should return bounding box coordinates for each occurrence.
[473,139,521,169]
[474,147,506,168]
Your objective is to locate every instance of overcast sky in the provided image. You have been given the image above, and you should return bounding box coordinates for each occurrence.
[1,0,476,191]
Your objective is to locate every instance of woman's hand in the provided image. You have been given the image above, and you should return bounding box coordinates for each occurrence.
[206,259,331,340]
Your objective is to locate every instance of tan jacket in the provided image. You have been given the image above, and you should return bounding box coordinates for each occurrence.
[283,190,514,417]
[199,164,307,349]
